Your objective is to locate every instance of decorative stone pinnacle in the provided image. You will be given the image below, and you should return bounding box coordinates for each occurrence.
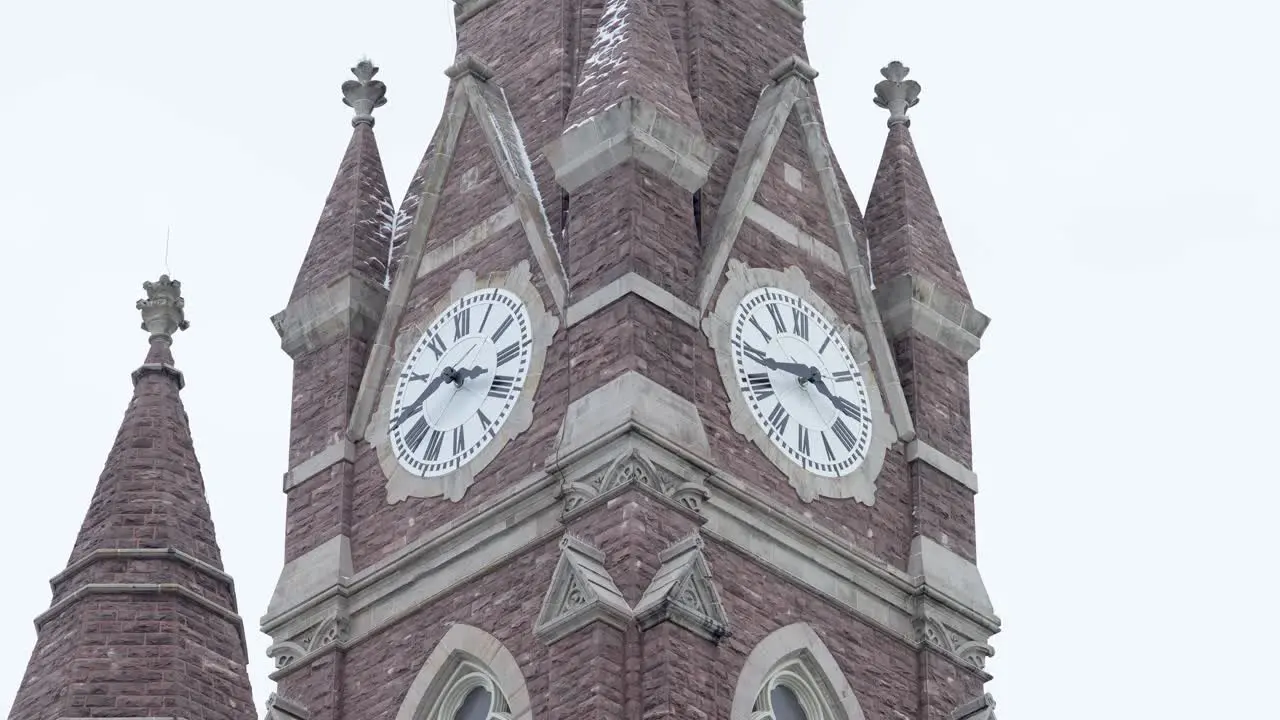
[873,60,921,127]
[136,274,189,343]
[342,58,388,127]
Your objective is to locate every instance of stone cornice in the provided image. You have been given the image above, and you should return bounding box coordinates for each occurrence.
[35,582,248,656]
[907,439,979,493]
[263,431,998,680]
[566,272,701,329]
[131,362,185,389]
[874,273,990,360]
[453,0,500,24]
[770,0,805,21]
[51,547,235,591]
[544,96,718,194]
[271,272,388,358]
[284,438,357,492]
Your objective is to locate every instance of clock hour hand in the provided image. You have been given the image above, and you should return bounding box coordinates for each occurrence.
[449,365,488,387]
[811,378,862,419]
[391,371,450,429]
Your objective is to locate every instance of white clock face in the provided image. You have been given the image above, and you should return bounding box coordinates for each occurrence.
[389,289,532,477]
[731,287,874,477]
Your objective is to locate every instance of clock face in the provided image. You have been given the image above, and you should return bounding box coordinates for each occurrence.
[388,289,532,477]
[730,287,874,477]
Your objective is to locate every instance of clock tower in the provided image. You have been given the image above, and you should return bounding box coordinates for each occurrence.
[261,2,1000,719]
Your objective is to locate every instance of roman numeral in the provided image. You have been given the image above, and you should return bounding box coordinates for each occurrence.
[766,403,789,436]
[478,409,493,430]
[488,375,516,399]
[831,395,862,421]
[452,426,466,455]
[496,342,520,367]
[832,370,853,383]
[797,426,811,457]
[831,418,857,451]
[765,304,787,334]
[818,334,832,354]
[821,432,836,461]
[490,315,513,343]
[404,417,429,451]
[478,303,494,333]
[453,308,471,340]
[742,343,769,366]
[425,334,446,360]
[424,430,445,461]
[745,372,773,399]
[792,308,809,341]
[748,315,772,343]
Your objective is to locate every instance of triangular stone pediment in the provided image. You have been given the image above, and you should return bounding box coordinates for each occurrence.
[534,534,632,644]
[635,533,729,641]
[694,55,915,442]
[347,54,569,443]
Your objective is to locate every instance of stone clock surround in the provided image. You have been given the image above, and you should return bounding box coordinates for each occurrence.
[703,260,898,505]
[366,261,559,503]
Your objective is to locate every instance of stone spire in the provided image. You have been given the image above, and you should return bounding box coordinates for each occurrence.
[565,0,700,132]
[283,58,395,307]
[7,278,256,720]
[865,61,972,303]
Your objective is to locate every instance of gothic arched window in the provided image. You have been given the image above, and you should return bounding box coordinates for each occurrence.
[395,624,531,720]
[428,660,512,720]
[749,658,836,720]
[731,623,868,720]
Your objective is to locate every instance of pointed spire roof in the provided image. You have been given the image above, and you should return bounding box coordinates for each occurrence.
[566,0,701,132]
[289,59,395,302]
[67,275,227,566]
[864,61,971,303]
[8,277,255,720]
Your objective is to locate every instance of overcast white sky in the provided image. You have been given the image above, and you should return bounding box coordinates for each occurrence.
[1,1,1275,717]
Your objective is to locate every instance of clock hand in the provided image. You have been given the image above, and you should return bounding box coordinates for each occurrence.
[391,371,451,429]
[811,378,862,418]
[450,364,488,387]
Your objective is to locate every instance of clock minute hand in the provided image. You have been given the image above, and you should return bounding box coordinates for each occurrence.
[758,355,820,384]
[811,378,862,418]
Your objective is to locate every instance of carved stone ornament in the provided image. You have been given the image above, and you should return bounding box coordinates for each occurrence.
[368,261,560,503]
[873,60,921,127]
[914,610,995,672]
[701,261,896,504]
[264,692,311,720]
[137,274,190,342]
[634,533,730,641]
[265,611,350,672]
[951,693,998,720]
[563,449,709,513]
[342,58,388,127]
[533,534,631,644]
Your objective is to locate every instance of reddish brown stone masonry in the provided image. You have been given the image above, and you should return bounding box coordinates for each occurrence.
[266,0,990,717]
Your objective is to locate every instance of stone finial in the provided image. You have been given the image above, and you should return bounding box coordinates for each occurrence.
[342,58,388,127]
[136,275,189,343]
[873,61,921,127]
